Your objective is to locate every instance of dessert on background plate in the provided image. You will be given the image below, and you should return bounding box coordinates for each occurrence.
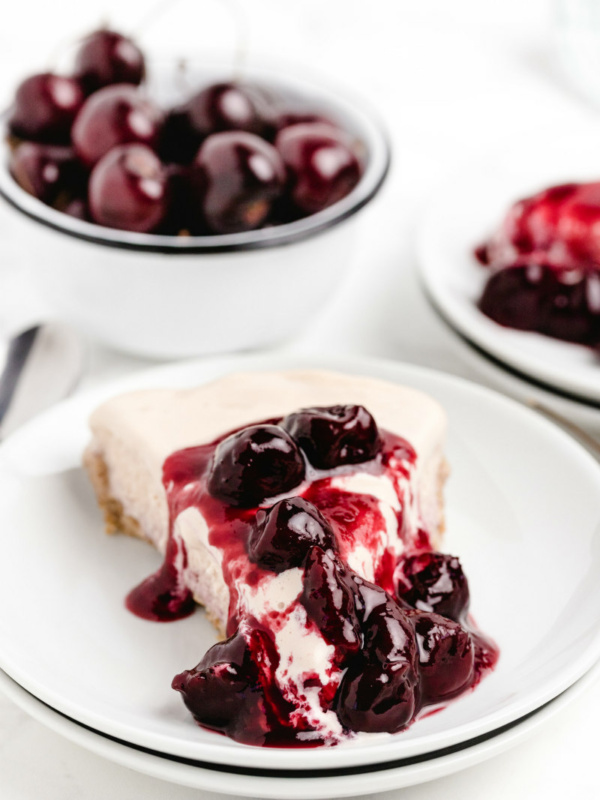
[475,181,600,349]
[84,369,498,747]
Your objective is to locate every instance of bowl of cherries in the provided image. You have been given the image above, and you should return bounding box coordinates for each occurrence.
[0,29,390,358]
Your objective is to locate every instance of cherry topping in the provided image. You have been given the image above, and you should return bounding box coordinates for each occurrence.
[408,610,475,704]
[8,73,84,144]
[10,142,85,206]
[88,144,168,233]
[275,122,362,214]
[301,546,361,652]
[207,424,305,508]
[283,405,381,470]
[248,497,336,573]
[396,552,470,622]
[172,630,269,742]
[194,131,285,233]
[71,84,162,167]
[74,29,145,94]
[478,265,600,346]
[187,82,264,137]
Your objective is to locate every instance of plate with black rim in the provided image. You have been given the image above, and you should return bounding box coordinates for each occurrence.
[416,128,600,407]
[1,662,598,798]
[0,352,599,772]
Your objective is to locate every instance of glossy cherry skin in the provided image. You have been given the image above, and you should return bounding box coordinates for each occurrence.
[207,424,305,508]
[478,264,600,346]
[88,144,168,233]
[187,82,264,137]
[74,29,145,94]
[408,610,475,705]
[9,142,85,206]
[8,73,84,144]
[301,546,361,652]
[194,131,285,233]
[275,122,361,214]
[396,552,470,622]
[172,630,269,742]
[72,84,163,167]
[248,497,336,573]
[283,405,381,470]
[335,658,418,733]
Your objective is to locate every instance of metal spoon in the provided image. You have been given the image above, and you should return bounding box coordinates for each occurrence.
[0,323,85,439]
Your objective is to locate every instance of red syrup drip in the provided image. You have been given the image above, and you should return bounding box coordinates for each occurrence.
[126,419,499,746]
[476,181,600,348]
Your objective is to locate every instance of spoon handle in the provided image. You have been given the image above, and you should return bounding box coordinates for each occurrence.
[0,326,40,430]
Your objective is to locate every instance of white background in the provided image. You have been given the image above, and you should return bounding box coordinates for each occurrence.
[2,1,600,798]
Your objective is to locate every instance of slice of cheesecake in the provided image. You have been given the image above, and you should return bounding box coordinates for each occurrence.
[83,369,496,746]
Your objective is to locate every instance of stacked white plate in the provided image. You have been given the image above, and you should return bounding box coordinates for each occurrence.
[1,353,600,798]
[417,128,600,432]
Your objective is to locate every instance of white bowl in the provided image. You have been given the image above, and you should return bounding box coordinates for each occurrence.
[0,63,390,358]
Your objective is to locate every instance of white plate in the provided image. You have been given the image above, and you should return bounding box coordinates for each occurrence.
[1,353,600,772]
[444,314,600,433]
[1,662,598,798]
[417,128,600,405]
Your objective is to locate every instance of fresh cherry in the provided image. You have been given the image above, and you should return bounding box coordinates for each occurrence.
[158,106,203,165]
[275,122,361,214]
[408,610,474,704]
[172,630,269,741]
[396,552,470,622]
[282,405,381,470]
[301,546,361,652]
[8,73,84,144]
[187,82,264,137]
[88,144,168,233]
[9,142,85,206]
[248,497,336,573]
[71,84,162,167]
[194,131,285,233]
[74,29,145,94]
[207,424,305,508]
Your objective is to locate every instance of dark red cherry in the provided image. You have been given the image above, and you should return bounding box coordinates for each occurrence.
[88,144,169,233]
[72,84,162,167]
[301,546,361,652]
[248,497,336,573]
[335,659,418,733]
[361,594,418,666]
[8,73,84,144]
[74,29,145,94]
[207,424,305,508]
[187,82,263,137]
[408,610,474,705]
[158,106,203,164]
[282,405,381,470]
[172,630,269,742]
[479,265,600,345]
[275,122,362,214]
[396,552,470,622]
[10,142,85,205]
[194,131,285,233]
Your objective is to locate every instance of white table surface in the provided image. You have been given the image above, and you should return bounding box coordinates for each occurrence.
[2,1,600,797]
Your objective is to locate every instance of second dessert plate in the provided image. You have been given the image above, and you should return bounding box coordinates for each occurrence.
[0,353,600,772]
[417,127,600,406]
